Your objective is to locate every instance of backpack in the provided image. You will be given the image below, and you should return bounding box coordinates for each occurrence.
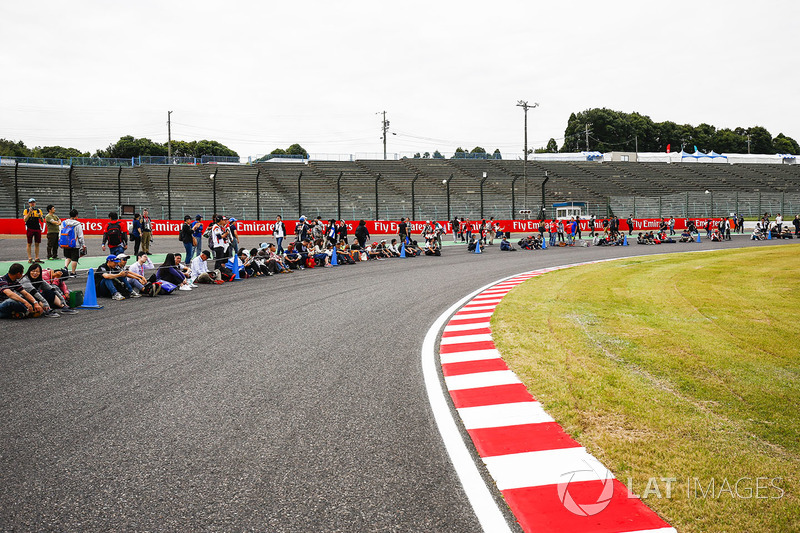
[106,221,123,246]
[306,257,316,268]
[157,280,177,294]
[59,222,77,248]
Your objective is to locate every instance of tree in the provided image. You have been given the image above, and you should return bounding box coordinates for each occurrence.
[423,151,431,159]
[493,148,502,159]
[95,135,167,158]
[285,143,308,157]
[432,150,444,159]
[747,126,773,154]
[546,139,558,153]
[413,152,421,159]
[0,139,32,157]
[33,146,89,159]
[773,133,800,154]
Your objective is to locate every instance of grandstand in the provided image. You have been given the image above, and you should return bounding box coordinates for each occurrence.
[1,158,799,221]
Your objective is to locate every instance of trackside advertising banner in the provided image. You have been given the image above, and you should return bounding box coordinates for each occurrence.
[0,217,728,236]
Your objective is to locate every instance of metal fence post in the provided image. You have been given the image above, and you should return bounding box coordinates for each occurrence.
[166,167,172,220]
[14,160,19,215]
[255,169,261,221]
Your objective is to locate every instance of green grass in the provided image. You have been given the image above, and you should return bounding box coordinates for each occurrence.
[492,245,800,532]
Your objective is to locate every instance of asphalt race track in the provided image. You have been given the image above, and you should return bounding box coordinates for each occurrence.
[1,235,792,532]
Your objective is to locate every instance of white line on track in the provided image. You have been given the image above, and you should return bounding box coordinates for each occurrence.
[421,276,518,533]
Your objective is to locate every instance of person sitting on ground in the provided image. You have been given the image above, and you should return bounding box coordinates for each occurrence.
[637,232,647,245]
[42,267,70,302]
[129,251,156,280]
[115,253,150,295]
[375,239,393,258]
[780,226,794,239]
[252,245,278,275]
[467,234,478,252]
[267,243,291,272]
[95,255,137,300]
[500,236,516,251]
[659,231,676,244]
[679,229,693,242]
[0,263,45,319]
[283,242,303,270]
[310,239,330,266]
[226,249,255,278]
[296,239,311,265]
[424,239,441,256]
[710,227,722,242]
[173,253,196,284]
[20,263,75,317]
[385,239,400,257]
[157,253,192,291]
[60,209,85,277]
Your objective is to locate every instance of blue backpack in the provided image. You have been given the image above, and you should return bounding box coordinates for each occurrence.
[59,222,77,248]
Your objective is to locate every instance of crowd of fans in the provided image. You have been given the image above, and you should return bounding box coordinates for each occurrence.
[4,206,797,319]
[1,211,448,319]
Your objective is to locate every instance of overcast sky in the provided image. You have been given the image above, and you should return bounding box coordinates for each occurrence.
[2,1,798,159]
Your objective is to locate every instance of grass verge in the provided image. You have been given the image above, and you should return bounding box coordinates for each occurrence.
[492,245,800,532]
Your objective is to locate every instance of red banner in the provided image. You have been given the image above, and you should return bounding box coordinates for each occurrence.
[0,217,727,237]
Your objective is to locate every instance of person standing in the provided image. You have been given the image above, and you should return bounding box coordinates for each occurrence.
[23,198,45,263]
[60,210,85,277]
[130,213,143,256]
[228,217,240,256]
[589,214,596,237]
[191,215,204,259]
[44,204,61,260]
[273,215,286,254]
[451,216,460,243]
[179,216,194,265]
[669,216,676,236]
[211,215,230,259]
[626,214,634,236]
[355,220,369,248]
[463,217,472,244]
[775,213,783,234]
[140,208,153,254]
[398,217,409,244]
[101,212,127,256]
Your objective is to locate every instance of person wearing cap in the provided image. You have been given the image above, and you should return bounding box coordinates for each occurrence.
[191,215,204,260]
[227,217,240,256]
[179,216,195,264]
[95,255,137,301]
[23,198,45,264]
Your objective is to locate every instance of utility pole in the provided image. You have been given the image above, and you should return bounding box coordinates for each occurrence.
[167,110,173,160]
[377,111,390,160]
[585,123,592,151]
[517,100,539,211]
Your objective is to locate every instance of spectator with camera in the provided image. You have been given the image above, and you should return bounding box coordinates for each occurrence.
[23,198,45,264]
[95,255,138,300]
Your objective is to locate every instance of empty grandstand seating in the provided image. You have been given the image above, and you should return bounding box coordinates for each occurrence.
[2,160,799,221]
